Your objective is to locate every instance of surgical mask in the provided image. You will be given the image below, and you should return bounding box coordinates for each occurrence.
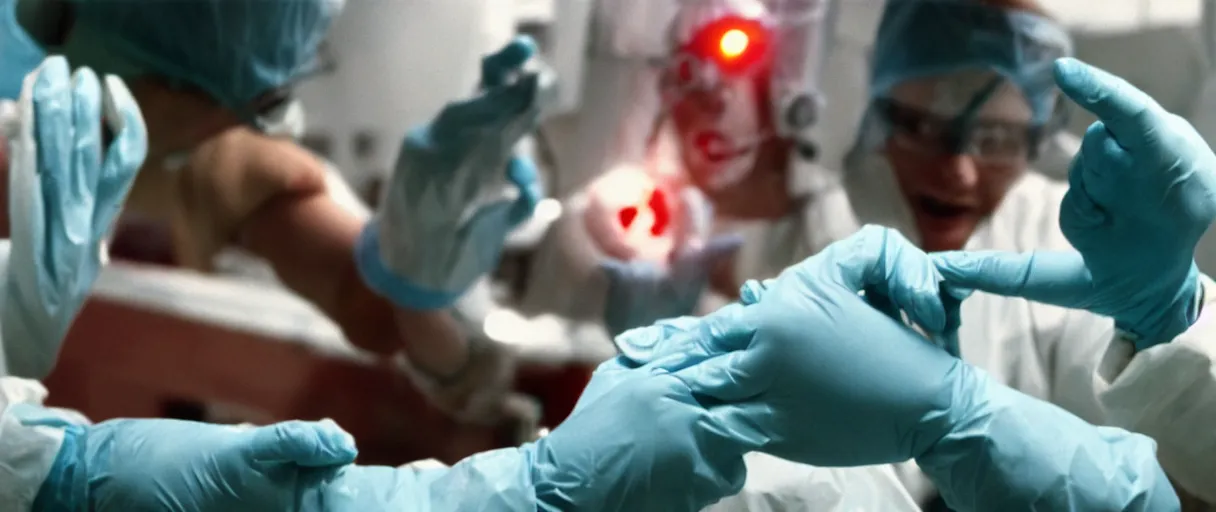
[0,0,46,100]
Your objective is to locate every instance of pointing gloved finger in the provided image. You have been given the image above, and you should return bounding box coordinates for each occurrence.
[429,73,536,142]
[506,156,541,227]
[1053,58,1162,149]
[932,250,1095,310]
[246,419,359,467]
[481,35,538,88]
[93,75,146,240]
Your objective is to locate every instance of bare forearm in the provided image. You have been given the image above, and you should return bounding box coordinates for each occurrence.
[237,191,469,376]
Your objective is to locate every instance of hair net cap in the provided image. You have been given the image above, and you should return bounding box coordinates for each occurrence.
[65,0,344,110]
[870,0,1072,124]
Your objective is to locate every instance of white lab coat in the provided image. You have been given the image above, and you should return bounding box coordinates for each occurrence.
[734,163,1216,505]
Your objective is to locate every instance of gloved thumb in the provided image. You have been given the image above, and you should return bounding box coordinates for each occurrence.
[245,419,358,467]
[932,250,1094,309]
[1053,58,1162,149]
[671,349,766,405]
[506,156,542,227]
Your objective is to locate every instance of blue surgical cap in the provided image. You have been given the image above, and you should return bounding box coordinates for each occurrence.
[0,0,46,100]
[870,0,1072,124]
[61,0,343,111]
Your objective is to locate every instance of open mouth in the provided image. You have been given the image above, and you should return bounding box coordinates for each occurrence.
[695,131,752,162]
[916,195,974,219]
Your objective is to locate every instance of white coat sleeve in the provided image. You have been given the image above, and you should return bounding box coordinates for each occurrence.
[1045,272,1216,504]
[0,377,67,511]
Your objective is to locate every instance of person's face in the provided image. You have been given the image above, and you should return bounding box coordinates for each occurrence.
[883,69,1040,251]
[670,73,795,219]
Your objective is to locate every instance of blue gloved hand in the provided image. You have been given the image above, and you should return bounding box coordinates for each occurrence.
[2,56,146,378]
[27,414,358,511]
[356,35,552,310]
[618,225,964,466]
[615,227,1180,511]
[600,234,742,337]
[933,58,1216,350]
[298,351,752,512]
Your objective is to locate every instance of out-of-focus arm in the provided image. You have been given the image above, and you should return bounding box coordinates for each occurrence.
[232,140,471,377]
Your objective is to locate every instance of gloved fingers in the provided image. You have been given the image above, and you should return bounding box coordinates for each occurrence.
[432,73,538,142]
[932,250,1095,308]
[616,302,755,369]
[481,36,537,88]
[670,350,764,404]
[245,419,359,467]
[1053,58,1162,150]
[1076,121,1134,208]
[93,75,146,240]
[33,57,74,274]
[738,278,775,305]
[66,67,102,245]
[831,226,947,333]
[1060,150,1108,232]
[506,156,541,227]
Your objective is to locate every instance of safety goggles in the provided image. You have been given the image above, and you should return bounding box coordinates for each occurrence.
[874,96,1045,166]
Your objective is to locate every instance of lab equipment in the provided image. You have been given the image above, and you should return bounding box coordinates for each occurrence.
[2,56,146,378]
[27,411,358,511]
[57,0,342,123]
[932,58,1216,350]
[617,227,1180,511]
[0,0,45,99]
[601,234,742,337]
[355,36,546,310]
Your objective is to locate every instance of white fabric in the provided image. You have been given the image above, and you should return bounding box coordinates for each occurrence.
[737,167,1216,504]
[0,377,66,511]
[705,453,920,512]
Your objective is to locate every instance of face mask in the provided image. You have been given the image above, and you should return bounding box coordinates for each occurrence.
[0,0,46,100]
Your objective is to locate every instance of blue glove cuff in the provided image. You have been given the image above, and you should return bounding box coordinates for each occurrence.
[353,221,464,311]
[32,424,87,512]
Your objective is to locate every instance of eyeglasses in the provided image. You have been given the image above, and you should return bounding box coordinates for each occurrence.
[873,97,1044,166]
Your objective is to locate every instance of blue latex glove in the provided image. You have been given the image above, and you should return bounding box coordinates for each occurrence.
[0,0,46,100]
[356,36,550,310]
[600,234,742,337]
[619,225,964,466]
[288,351,752,511]
[2,56,146,378]
[26,414,358,511]
[617,227,1180,511]
[933,58,1216,350]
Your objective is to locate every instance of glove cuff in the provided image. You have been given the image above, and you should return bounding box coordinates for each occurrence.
[31,424,87,512]
[354,221,463,311]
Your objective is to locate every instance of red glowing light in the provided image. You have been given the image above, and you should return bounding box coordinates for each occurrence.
[719,29,750,60]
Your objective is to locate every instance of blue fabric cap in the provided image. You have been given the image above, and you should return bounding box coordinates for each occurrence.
[871,0,1073,124]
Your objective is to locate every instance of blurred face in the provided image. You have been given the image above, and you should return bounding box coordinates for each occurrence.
[124,78,243,172]
[669,74,796,219]
[883,69,1041,251]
